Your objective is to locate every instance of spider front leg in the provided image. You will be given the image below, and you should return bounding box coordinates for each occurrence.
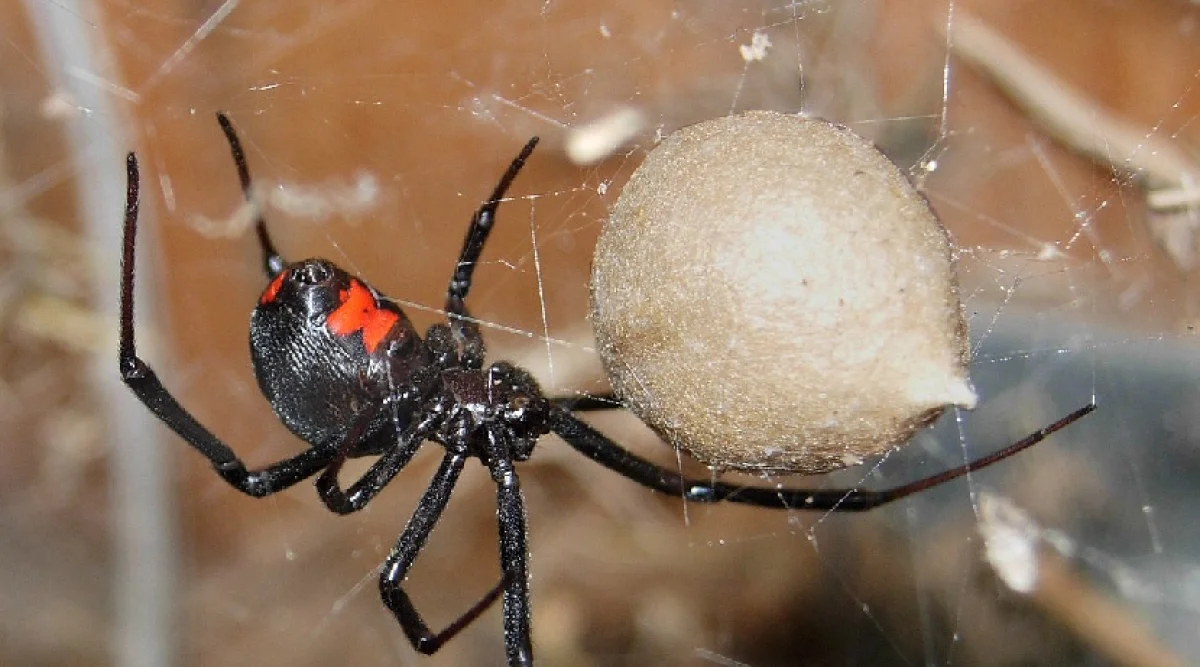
[444,137,540,369]
[119,152,334,497]
[481,429,534,667]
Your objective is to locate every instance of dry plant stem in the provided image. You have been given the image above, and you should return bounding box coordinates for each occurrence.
[982,495,1183,667]
[945,12,1200,197]
[1147,186,1200,211]
[15,293,110,354]
[1029,548,1184,667]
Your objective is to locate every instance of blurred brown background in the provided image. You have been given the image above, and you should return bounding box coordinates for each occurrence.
[1,1,1198,666]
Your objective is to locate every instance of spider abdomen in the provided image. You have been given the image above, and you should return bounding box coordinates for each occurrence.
[249,259,419,450]
[250,305,384,449]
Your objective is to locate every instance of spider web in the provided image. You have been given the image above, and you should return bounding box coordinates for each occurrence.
[2,1,1199,666]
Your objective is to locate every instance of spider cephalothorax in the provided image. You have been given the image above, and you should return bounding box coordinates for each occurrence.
[118,112,1093,667]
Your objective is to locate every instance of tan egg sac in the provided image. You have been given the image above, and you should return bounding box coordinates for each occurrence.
[590,111,977,475]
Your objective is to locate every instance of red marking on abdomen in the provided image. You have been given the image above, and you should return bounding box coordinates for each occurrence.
[326,279,400,353]
[260,271,287,305]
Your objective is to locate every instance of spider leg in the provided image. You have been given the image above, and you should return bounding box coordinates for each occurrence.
[549,403,1094,511]
[215,112,285,278]
[119,153,333,497]
[550,394,622,412]
[443,137,539,369]
[446,136,539,314]
[378,453,512,659]
[316,410,438,514]
[482,429,534,667]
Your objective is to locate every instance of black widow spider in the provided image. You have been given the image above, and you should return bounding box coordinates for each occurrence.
[119,113,1095,667]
